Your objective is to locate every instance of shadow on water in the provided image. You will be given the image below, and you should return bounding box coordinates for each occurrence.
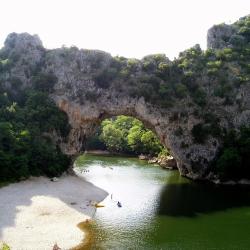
[78,155,250,218]
[158,181,250,217]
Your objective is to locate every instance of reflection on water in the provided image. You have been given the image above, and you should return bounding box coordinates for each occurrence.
[158,177,250,217]
[75,154,250,250]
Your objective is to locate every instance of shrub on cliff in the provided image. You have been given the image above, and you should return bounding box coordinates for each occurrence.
[216,148,242,179]
[32,72,58,93]
[215,127,250,179]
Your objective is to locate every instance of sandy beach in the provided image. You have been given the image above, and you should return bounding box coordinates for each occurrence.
[0,174,108,250]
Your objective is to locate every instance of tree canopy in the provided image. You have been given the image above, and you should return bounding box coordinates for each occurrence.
[0,85,70,182]
[87,115,165,156]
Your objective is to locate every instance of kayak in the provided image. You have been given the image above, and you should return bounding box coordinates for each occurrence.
[95,203,105,208]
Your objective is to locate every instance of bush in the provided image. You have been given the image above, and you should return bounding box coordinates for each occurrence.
[94,67,118,88]
[1,243,10,250]
[216,148,242,179]
[32,73,58,93]
[214,127,250,179]
[191,123,208,143]
[175,83,188,98]
[192,88,207,106]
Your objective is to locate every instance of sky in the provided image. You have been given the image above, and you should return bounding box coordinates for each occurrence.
[0,0,249,59]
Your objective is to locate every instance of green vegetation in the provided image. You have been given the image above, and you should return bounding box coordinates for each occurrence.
[215,127,250,180]
[0,243,10,250]
[86,115,165,156]
[0,74,70,182]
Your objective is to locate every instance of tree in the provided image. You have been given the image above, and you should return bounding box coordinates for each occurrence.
[127,124,144,154]
[216,148,242,179]
[100,123,127,152]
[141,130,163,155]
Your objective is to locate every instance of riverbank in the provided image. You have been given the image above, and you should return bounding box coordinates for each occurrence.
[85,150,178,170]
[84,150,135,157]
[84,150,112,155]
[0,174,108,250]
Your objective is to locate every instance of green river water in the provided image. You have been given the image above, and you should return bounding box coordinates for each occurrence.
[75,154,250,250]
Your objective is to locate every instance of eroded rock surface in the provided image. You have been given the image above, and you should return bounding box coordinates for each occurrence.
[207,23,236,49]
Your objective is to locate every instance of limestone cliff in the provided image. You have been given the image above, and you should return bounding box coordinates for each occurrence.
[207,23,236,49]
[1,15,249,180]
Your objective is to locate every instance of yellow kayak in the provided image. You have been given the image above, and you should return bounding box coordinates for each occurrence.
[94,203,105,208]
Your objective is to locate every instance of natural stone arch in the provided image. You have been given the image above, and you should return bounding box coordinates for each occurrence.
[43,48,217,180]
[2,31,250,180]
[54,89,217,180]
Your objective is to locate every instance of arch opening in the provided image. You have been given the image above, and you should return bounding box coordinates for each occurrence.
[81,115,177,169]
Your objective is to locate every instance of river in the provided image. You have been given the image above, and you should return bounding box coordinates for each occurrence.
[75,154,250,250]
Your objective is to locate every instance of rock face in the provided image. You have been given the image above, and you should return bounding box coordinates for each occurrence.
[1,19,250,181]
[157,156,177,170]
[2,33,44,89]
[148,155,177,170]
[207,23,236,49]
